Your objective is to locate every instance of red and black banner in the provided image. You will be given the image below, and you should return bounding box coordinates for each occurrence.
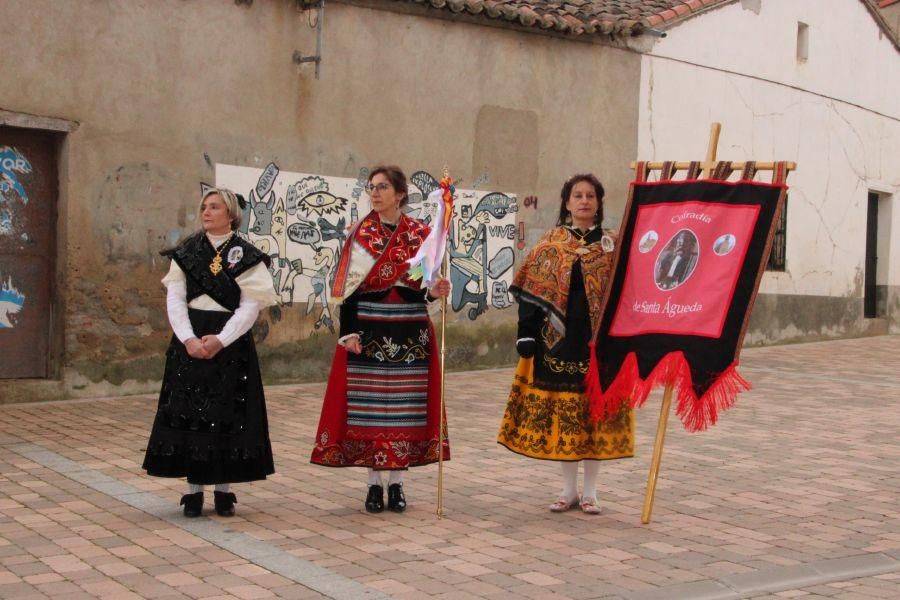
[588,163,788,431]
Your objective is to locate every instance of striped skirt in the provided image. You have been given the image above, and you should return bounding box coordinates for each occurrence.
[346,301,431,430]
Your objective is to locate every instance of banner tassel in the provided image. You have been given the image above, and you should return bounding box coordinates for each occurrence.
[675,363,751,432]
[587,349,645,422]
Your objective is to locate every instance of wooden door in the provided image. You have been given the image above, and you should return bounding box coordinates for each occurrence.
[0,126,57,378]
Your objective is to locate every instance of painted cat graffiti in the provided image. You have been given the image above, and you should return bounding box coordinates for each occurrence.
[215,163,518,324]
[0,274,25,328]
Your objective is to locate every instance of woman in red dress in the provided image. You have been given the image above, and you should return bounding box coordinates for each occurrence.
[311,165,450,513]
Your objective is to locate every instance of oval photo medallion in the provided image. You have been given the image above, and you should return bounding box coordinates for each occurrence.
[654,229,700,291]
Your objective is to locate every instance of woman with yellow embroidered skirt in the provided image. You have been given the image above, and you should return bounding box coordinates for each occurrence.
[497,174,634,514]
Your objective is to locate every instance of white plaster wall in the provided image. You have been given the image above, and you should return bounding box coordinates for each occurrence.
[637,0,900,299]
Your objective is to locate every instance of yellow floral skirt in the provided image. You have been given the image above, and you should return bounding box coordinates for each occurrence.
[497,358,634,461]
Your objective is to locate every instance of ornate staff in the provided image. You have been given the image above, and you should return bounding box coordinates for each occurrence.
[405,169,455,518]
[437,250,449,518]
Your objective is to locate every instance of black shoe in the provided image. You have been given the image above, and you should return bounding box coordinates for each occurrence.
[365,485,384,513]
[214,491,237,517]
[388,483,406,513]
[180,492,203,517]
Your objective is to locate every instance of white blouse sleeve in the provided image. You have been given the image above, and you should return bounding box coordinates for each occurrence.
[164,275,196,343]
[214,261,275,348]
[215,297,260,348]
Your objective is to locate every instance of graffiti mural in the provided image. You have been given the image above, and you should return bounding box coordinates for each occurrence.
[0,147,32,238]
[0,208,12,236]
[215,164,518,325]
[0,147,32,205]
[406,173,519,320]
[0,273,25,328]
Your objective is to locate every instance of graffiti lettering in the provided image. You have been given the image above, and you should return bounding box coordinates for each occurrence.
[287,221,321,246]
[294,176,329,200]
[409,171,439,197]
[0,147,32,204]
[488,224,517,239]
[491,280,512,309]
[256,162,279,198]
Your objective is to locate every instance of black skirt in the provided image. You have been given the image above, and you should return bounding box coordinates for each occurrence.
[142,309,275,484]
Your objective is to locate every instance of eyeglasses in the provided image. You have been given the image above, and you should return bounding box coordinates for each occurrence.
[364,183,392,194]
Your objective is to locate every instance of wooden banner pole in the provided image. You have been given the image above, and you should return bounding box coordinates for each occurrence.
[702,122,722,178]
[642,384,674,524]
[639,122,722,524]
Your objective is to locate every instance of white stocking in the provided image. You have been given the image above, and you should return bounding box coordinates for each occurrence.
[560,461,578,501]
[367,468,383,487]
[582,461,600,500]
[189,483,203,494]
[388,470,403,486]
[214,483,230,493]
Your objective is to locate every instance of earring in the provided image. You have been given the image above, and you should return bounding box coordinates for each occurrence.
[564,213,572,225]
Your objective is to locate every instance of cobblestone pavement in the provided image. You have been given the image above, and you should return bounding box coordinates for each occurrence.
[0,335,898,599]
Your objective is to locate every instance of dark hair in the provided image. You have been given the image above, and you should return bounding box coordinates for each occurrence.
[369,165,408,207]
[556,173,605,227]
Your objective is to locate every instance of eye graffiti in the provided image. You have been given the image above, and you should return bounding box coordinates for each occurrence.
[297,191,348,217]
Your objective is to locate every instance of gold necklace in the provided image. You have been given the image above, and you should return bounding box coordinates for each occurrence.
[209,232,235,275]
[569,227,591,254]
[569,226,593,242]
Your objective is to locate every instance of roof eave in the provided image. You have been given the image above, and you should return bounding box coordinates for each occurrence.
[330,0,646,46]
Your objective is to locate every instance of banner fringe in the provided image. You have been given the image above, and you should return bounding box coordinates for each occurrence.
[675,362,751,432]
[587,348,644,422]
[588,351,751,432]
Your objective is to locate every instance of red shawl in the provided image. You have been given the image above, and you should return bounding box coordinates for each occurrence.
[331,211,430,300]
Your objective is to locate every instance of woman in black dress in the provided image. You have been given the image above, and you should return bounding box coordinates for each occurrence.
[143,188,277,517]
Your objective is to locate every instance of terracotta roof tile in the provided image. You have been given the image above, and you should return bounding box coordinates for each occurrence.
[395,0,735,37]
